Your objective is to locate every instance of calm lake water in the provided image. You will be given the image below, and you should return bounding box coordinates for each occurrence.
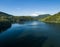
[0,21,60,47]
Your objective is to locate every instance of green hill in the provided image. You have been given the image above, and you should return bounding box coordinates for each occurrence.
[38,14,51,18]
[0,12,12,16]
[37,14,51,20]
[0,12,35,23]
[40,12,60,23]
[0,12,13,22]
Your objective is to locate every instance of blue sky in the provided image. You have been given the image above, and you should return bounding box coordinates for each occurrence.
[0,0,60,16]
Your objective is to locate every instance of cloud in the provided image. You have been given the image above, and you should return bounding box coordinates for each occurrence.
[30,11,47,16]
[31,13,38,16]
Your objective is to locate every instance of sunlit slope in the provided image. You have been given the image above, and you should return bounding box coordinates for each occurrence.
[40,12,60,23]
[0,12,13,22]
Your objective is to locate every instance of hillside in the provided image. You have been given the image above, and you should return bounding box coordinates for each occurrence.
[40,12,60,23]
[38,14,51,18]
[0,12,35,23]
[0,12,13,16]
[36,14,51,20]
[0,12,13,22]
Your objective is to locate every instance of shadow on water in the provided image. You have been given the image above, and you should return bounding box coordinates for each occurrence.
[0,22,11,32]
[0,35,48,47]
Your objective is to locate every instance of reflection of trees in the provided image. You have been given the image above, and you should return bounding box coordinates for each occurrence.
[0,21,11,32]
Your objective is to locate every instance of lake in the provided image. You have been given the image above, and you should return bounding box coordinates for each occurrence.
[0,21,60,47]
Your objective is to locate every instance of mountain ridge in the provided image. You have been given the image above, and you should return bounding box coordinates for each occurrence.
[0,11,13,16]
[40,12,60,23]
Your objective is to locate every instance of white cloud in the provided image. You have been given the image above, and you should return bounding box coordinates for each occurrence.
[30,11,47,16]
[31,13,38,16]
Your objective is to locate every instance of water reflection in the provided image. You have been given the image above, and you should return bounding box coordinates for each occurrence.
[0,21,60,47]
[0,22,11,32]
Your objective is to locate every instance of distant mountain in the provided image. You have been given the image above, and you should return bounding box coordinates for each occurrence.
[41,12,60,23]
[0,12,13,16]
[34,14,51,20]
[38,14,51,18]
